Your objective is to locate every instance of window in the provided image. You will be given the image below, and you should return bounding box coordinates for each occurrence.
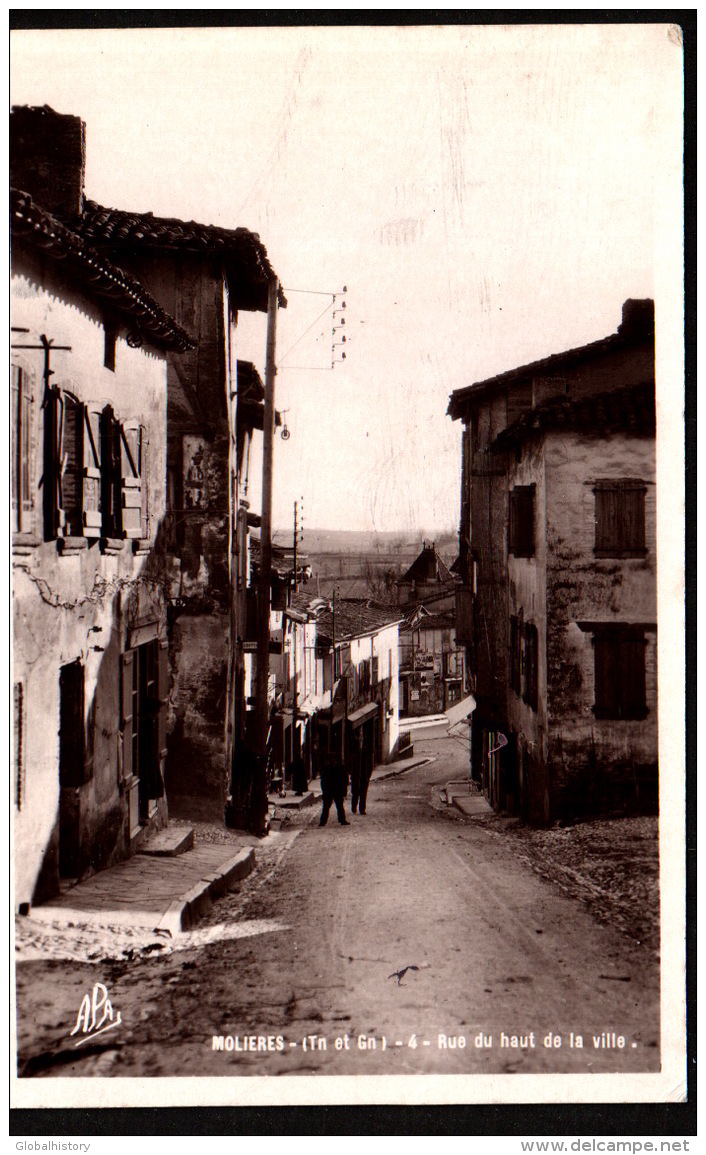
[372,655,379,685]
[359,658,371,696]
[593,628,647,720]
[594,480,646,557]
[509,617,538,711]
[59,661,87,786]
[12,363,34,535]
[509,616,521,694]
[508,485,535,557]
[46,394,149,544]
[523,623,538,711]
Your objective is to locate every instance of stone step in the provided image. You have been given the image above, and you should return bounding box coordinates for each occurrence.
[139,826,194,857]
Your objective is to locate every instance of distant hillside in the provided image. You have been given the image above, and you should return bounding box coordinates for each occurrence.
[273,528,458,561]
[273,528,459,603]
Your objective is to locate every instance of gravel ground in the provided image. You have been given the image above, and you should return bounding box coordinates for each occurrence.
[468,812,660,956]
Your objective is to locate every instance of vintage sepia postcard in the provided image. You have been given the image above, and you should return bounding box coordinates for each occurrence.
[9,17,687,1118]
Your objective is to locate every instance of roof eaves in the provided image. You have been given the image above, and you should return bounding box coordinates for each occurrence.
[447,329,649,421]
[11,189,196,352]
[75,199,287,313]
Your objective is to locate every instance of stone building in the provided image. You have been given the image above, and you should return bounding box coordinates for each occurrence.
[11,151,193,906]
[448,300,657,823]
[69,204,285,823]
[398,606,465,718]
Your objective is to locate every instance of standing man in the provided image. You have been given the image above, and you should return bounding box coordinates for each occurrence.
[319,750,349,827]
[356,727,372,815]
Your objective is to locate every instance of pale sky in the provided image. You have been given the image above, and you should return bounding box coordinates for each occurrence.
[10,23,683,536]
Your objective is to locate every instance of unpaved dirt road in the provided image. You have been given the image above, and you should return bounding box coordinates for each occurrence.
[15,735,660,1079]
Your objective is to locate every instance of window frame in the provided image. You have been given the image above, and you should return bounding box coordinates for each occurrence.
[592,626,648,721]
[11,359,37,543]
[508,484,536,558]
[593,478,647,558]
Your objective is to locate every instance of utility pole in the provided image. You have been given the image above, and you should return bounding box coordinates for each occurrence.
[252,277,279,835]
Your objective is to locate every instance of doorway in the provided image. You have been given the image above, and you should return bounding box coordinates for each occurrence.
[121,638,168,834]
[59,659,85,877]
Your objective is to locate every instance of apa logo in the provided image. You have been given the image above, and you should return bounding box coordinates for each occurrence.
[70,982,122,1047]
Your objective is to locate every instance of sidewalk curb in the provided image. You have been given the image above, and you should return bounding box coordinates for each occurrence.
[156,846,256,935]
[372,756,433,781]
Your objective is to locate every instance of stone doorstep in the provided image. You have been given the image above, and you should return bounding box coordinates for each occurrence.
[138,826,194,857]
[26,847,256,936]
[267,790,316,810]
[447,790,493,818]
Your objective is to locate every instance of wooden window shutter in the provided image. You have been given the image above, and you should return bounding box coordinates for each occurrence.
[83,407,103,537]
[12,364,34,534]
[620,634,647,719]
[619,484,646,552]
[594,635,619,718]
[140,425,150,540]
[120,650,135,779]
[13,682,24,810]
[595,480,646,555]
[57,393,83,538]
[120,422,143,539]
[595,486,619,553]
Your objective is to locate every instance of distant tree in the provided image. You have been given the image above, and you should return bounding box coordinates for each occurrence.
[363,558,401,603]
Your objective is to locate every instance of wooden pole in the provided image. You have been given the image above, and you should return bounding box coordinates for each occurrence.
[252,277,279,835]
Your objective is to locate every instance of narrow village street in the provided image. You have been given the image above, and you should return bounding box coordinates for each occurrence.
[15,732,660,1081]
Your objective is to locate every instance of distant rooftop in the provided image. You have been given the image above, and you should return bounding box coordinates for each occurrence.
[400,542,454,586]
[316,599,403,645]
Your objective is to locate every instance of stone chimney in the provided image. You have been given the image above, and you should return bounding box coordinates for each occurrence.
[618,298,655,339]
[10,105,85,218]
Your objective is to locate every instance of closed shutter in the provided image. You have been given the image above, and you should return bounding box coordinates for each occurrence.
[595,481,646,555]
[120,423,143,539]
[619,485,646,552]
[83,407,103,537]
[620,635,647,719]
[120,650,135,779]
[595,486,619,553]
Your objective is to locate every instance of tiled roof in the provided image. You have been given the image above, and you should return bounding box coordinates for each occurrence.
[249,537,309,583]
[400,544,454,585]
[491,381,655,451]
[316,599,402,645]
[73,200,287,313]
[11,189,195,352]
[401,610,456,633]
[448,300,654,420]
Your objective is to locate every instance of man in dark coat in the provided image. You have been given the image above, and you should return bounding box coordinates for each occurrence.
[319,751,349,826]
